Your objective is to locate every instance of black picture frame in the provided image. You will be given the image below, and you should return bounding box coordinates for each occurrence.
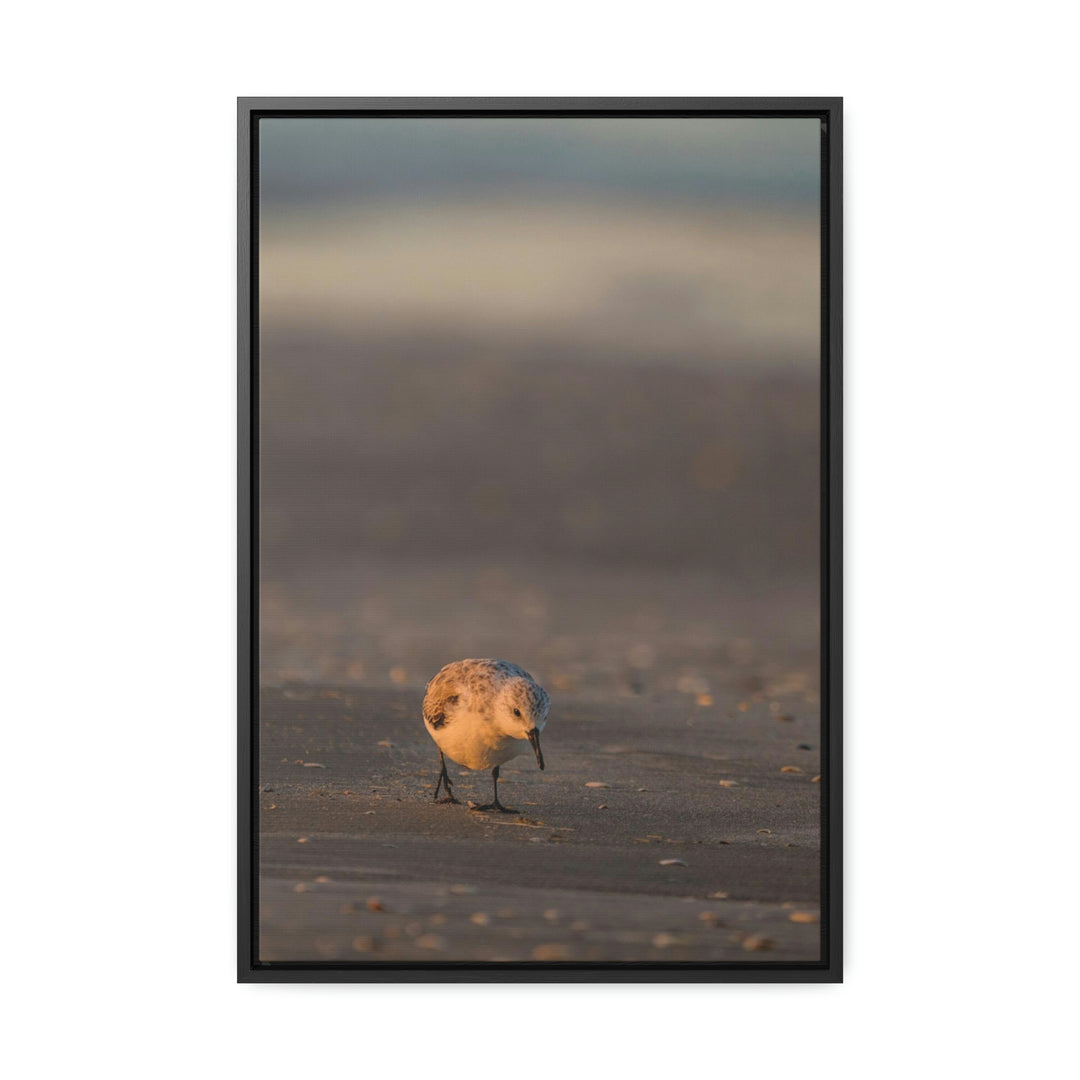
[238,97,842,983]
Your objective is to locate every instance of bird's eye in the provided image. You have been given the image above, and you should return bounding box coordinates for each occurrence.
[513,708,521,716]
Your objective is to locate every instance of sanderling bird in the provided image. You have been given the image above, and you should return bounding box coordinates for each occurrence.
[422,658,549,813]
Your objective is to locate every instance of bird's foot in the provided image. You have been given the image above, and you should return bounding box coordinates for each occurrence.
[435,794,461,805]
[469,800,518,814]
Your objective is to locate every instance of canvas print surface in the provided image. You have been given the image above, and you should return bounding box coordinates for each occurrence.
[255,116,824,965]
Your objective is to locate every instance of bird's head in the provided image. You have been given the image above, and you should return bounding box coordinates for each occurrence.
[495,676,549,769]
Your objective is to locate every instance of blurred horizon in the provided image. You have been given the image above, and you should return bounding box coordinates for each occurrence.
[260,118,820,369]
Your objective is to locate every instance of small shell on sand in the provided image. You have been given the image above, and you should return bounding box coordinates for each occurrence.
[742,934,775,952]
[789,911,819,924]
[652,933,683,948]
[533,944,570,961]
[585,782,609,788]
[659,858,687,867]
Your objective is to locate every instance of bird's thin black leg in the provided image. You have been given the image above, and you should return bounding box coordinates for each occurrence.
[434,751,460,804]
[471,765,517,814]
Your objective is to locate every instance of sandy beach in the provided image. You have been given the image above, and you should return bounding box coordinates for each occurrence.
[257,661,822,965]
[252,325,824,967]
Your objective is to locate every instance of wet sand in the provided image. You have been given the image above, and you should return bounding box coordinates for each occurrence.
[257,683,823,965]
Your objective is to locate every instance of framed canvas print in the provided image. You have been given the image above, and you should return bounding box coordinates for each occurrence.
[238,97,842,982]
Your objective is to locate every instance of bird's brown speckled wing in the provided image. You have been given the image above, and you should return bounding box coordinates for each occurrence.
[422,666,461,729]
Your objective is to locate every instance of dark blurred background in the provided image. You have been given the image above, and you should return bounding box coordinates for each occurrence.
[258,118,821,701]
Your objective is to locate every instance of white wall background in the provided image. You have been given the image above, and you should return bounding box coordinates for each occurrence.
[3,3,1077,1077]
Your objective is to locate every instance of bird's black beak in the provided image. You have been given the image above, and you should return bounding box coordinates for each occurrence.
[527,728,545,770]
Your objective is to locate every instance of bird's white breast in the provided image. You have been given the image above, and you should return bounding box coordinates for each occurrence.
[429,711,527,771]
